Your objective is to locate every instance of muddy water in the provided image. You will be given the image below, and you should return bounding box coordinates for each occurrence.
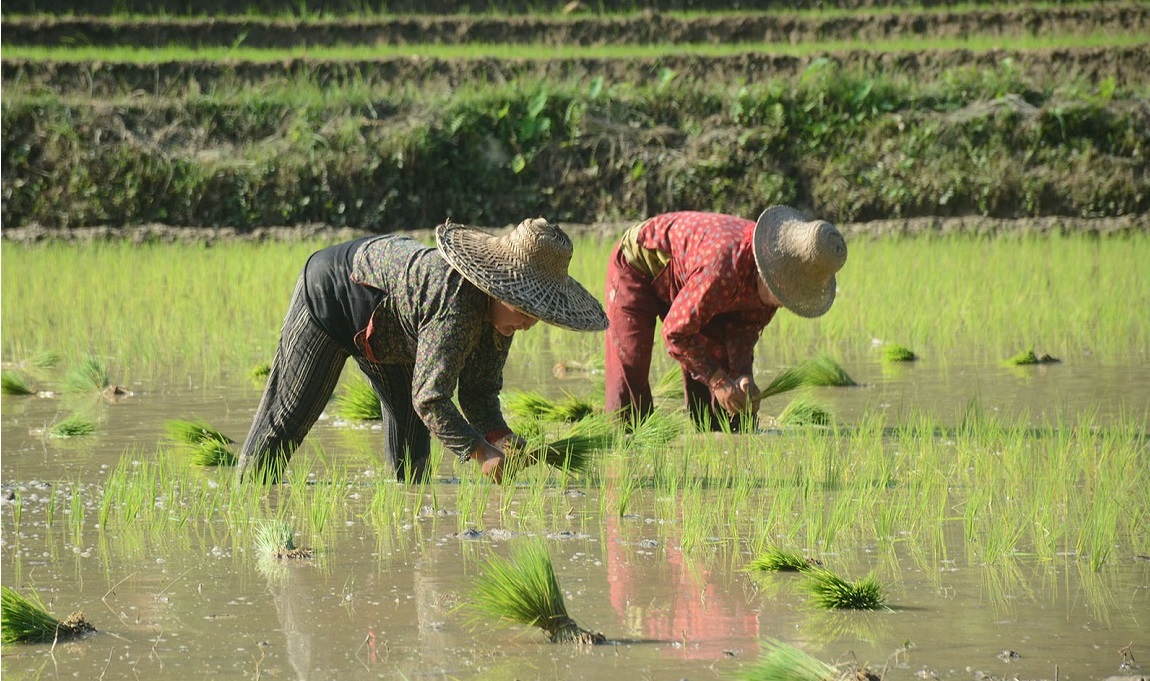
[2,349,1148,680]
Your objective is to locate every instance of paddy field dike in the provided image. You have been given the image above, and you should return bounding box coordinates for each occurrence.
[1,0,1147,236]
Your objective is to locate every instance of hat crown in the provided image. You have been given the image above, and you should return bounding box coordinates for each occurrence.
[507,217,573,282]
[778,219,847,279]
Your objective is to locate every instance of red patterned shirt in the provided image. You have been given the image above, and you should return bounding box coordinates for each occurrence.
[636,211,777,382]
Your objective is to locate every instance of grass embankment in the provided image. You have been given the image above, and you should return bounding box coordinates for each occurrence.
[3,51,1146,229]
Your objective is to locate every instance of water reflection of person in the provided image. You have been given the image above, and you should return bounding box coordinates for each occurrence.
[605,512,760,659]
[604,207,847,431]
[236,218,607,486]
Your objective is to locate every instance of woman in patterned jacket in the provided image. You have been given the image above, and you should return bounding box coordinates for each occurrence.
[238,217,608,485]
[603,205,847,431]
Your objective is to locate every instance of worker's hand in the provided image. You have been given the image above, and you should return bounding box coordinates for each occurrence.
[494,433,538,466]
[472,441,507,483]
[734,375,761,416]
[710,371,757,416]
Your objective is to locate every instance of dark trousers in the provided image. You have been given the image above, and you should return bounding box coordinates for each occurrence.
[603,244,745,432]
[237,273,431,484]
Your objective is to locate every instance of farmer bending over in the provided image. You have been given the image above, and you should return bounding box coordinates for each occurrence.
[238,218,608,485]
[604,206,847,431]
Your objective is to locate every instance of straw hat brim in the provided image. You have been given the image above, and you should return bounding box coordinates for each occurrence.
[752,205,841,319]
[436,222,609,332]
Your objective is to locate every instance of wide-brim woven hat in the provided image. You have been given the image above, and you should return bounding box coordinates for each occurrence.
[752,205,848,318]
[436,217,609,332]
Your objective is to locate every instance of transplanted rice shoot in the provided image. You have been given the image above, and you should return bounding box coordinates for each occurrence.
[748,547,820,572]
[465,541,605,644]
[253,520,312,560]
[777,395,833,427]
[333,374,382,421]
[1,371,35,395]
[801,568,887,611]
[882,344,917,362]
[1,586,95,644]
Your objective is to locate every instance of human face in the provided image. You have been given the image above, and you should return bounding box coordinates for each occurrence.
[490,299,539,336]
[757,277,782,308]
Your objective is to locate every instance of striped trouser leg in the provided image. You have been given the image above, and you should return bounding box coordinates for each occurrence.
[355,360,432,482]
[238,274,349,484]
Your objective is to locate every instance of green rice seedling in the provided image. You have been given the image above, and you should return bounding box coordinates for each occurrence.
[164,419,237,466]
[776,395,834,427]
[63,356,109,393]
[535,414,615,473]
[464,541,605,645]
[253,520,312,561]
[747,547,820,573]
[48,414,97,438]
[333,375,381,421]
[503,390,557,421]
[652,365,683,399]
[752,354,857,406]
[800,568,887,611]
[1,586,95,644]
[1,371,35,396]
[250,362,272,378]
[738,638,841,681]
[1005,348,1060,365]
[549,393,598,423]
[26,351,61,369]
[882,344,917,362]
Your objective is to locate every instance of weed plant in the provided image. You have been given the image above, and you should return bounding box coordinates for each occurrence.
[1,586,95,644]
[464,541,604,644]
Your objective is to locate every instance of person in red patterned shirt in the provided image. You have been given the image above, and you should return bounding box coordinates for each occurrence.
[603,205,847,431]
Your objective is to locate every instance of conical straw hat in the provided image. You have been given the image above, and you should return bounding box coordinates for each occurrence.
[753,205,847,318]
[436,217,609,332]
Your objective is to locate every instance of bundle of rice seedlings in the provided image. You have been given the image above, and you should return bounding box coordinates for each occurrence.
[777,395,834,427]
[333,375,382,421]
[26,351,61,369]
[548,394,598,423]
[747,547,821,573]
[1,586,95,644]
[253,520,313,561]
[48,414,97,438]
[882,344,917,362]
[503,390,555,420]
[739,638,840,681]
[250,362,272,379]
[800,568,886,611]
[538,416,615,473]
[465,541,605,645]
[1,371,35,396]
[63,356,109,393]
[752,354,857,405]
[1006,348,1060,366]
[652,365,684,399]
[163,419,237,466]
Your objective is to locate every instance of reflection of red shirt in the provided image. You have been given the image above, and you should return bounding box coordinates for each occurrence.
[636,212,777,382]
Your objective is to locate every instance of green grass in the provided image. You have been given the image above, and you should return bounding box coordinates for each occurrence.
[1,586,94,644]
[3,30,1140,63]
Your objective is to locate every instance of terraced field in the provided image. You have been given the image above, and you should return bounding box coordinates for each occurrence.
[2,2,1147,232]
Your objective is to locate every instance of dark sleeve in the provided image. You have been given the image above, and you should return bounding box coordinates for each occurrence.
[457,328,513,437]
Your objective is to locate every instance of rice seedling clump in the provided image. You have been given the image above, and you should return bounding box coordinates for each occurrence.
[1,371,35,396]
[63,356,110,393]
[882,344,917,362]
[253,520,313,561]
[800,569,887,611]
[777,395,833,427]
[754,354,857,405]
[748,547,821,572]
[465,541,605,645]
[164,419,236,466]
[48,414,97,438]
[738,638,840,681]
[333,375,382,421]
[1,586,95,644]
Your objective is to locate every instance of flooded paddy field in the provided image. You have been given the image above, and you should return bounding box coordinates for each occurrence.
[2,231,1148,680]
